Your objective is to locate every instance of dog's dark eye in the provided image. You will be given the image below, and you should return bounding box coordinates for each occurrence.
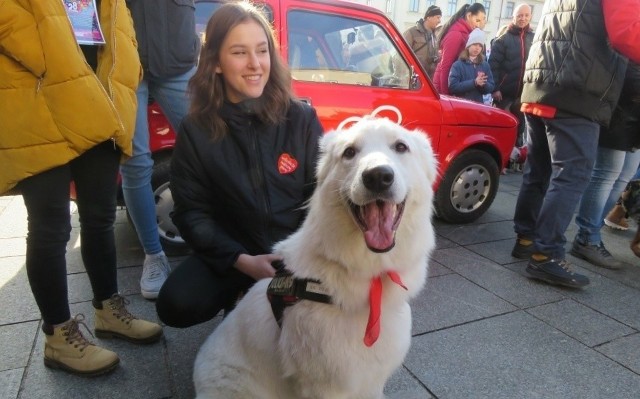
[343,147,357,159]
[394,141,409,153]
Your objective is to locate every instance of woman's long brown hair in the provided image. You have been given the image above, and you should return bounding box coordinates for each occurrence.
[188,1,292,139]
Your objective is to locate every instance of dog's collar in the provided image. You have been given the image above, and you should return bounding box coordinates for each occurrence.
[267,266,332,328]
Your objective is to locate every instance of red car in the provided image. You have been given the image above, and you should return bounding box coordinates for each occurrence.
[144,0,517,252]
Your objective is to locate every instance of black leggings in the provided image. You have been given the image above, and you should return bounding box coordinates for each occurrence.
[18,141,120,326]
[156,255,254,327]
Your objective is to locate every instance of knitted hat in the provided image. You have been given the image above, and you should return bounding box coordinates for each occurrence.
[465,28,485,48]
[425,5,442,18]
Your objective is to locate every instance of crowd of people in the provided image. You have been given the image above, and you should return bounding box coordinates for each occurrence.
[1,0,640,380]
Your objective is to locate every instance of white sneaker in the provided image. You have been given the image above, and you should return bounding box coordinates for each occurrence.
[140,253,171,299]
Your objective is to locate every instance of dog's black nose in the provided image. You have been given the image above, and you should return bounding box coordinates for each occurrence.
[362,165,394,193]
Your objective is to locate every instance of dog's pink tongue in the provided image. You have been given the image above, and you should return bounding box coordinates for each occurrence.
[363,201,395,251]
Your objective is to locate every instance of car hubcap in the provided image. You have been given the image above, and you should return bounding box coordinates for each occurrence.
[154,182,185,246]
[449,164,491,213]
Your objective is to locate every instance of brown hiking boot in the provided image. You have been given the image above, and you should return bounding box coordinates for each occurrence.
[94,294,163,344]
[44,315,119,376]
[604,204,629,231]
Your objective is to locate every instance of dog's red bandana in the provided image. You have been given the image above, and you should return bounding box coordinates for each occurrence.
[277,153,298,174]
[364,271,407,347]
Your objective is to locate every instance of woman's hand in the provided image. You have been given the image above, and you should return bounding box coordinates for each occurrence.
[234,253,281,280]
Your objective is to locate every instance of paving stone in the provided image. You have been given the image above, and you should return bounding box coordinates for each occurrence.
[405,311,640,399]
[0,256,40,325]
[435,246,567,308]
[527,299,636,347]
[384,367,433,398]
[0,197,27,239]
[0,322,39,372]
[0,368,23,399]
[427,259,453,278]
[437,220,516,246]
[565,273,640,330]
[596,333,640,374]
[412,273,515,335]
[164,317,222,399]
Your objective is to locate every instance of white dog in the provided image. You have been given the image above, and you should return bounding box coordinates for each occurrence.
[193,117,438,399]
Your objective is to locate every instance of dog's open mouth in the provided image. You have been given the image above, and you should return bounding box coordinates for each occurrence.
[349,199,406,253]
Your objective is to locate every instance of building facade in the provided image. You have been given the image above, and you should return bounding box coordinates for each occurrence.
[349,0,544,49]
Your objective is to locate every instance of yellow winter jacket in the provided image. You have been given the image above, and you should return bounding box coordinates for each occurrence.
[0,0,141,194]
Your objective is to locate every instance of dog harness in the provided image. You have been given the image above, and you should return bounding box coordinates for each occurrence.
[266,261,408,347]
[266,262,332,328]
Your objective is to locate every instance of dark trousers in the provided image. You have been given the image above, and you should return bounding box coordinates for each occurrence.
[18,141,120,326]
[513,115,599,259]
[156,254,254,328]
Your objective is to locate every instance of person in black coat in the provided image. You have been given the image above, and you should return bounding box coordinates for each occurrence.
[488,3,533,146]
[155,2,324,328]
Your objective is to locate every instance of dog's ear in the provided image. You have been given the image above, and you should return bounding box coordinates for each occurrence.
[316,130,339,184]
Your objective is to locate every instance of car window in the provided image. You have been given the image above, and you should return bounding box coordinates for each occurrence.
[287,10,411,88]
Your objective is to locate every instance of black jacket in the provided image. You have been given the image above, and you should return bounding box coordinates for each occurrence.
[171,100,324,273]
[520,0,627,126]
[489,23,534,101]
[126,0,200,78]
[600,63,640,151]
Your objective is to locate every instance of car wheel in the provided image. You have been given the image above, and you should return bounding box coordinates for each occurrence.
[434,149,499,224]
[151,157,189,255]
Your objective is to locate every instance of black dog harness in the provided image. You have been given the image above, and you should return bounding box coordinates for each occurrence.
[266,261,332,327]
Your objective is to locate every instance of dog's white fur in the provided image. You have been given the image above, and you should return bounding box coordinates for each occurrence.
[193,118,438,399]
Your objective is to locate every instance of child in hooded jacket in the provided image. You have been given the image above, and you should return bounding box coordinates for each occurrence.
[448,28,494,103]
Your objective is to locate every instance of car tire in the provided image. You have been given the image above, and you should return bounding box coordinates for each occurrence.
[150,156,189,256]
[434,149,499,224]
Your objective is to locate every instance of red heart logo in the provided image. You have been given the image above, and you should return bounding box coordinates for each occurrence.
[277,153,298,174]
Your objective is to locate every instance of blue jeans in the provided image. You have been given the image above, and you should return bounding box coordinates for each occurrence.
[513,115,600,259]
[18,142,120,325]
[575,148,640,244]
[120,67,195,255]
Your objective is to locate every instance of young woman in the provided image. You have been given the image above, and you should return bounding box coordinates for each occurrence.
[0,0,162,377]
[448,28,495,103]
[156,2,324,328]
[433,3,486,94]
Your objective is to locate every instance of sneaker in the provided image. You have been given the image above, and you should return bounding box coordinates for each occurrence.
[570,239,623,270]
[525,255,590,288]
[94,294,163,344]
[140,252,171,299]
[603,204,629,231]
[44,315,119,376]
[511,236,534,259]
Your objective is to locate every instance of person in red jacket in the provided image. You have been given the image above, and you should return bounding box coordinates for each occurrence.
[432,3,486,94]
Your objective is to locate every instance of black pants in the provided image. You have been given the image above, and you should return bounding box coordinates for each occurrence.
[18,141,120,326]
[156,254,254,327]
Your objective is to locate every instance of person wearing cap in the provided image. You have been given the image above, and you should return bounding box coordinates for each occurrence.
[448,28,494,103]
[402,5,442,78]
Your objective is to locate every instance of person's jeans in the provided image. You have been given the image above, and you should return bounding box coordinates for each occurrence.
[18,141,120,326]
[575,148,640,244]
[120,67,195,255]
[513,115,600,259]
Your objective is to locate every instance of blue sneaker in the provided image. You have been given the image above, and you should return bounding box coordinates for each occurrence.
[525,255,589,288]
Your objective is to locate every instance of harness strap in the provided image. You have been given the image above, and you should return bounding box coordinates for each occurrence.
[266,266,332,328]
